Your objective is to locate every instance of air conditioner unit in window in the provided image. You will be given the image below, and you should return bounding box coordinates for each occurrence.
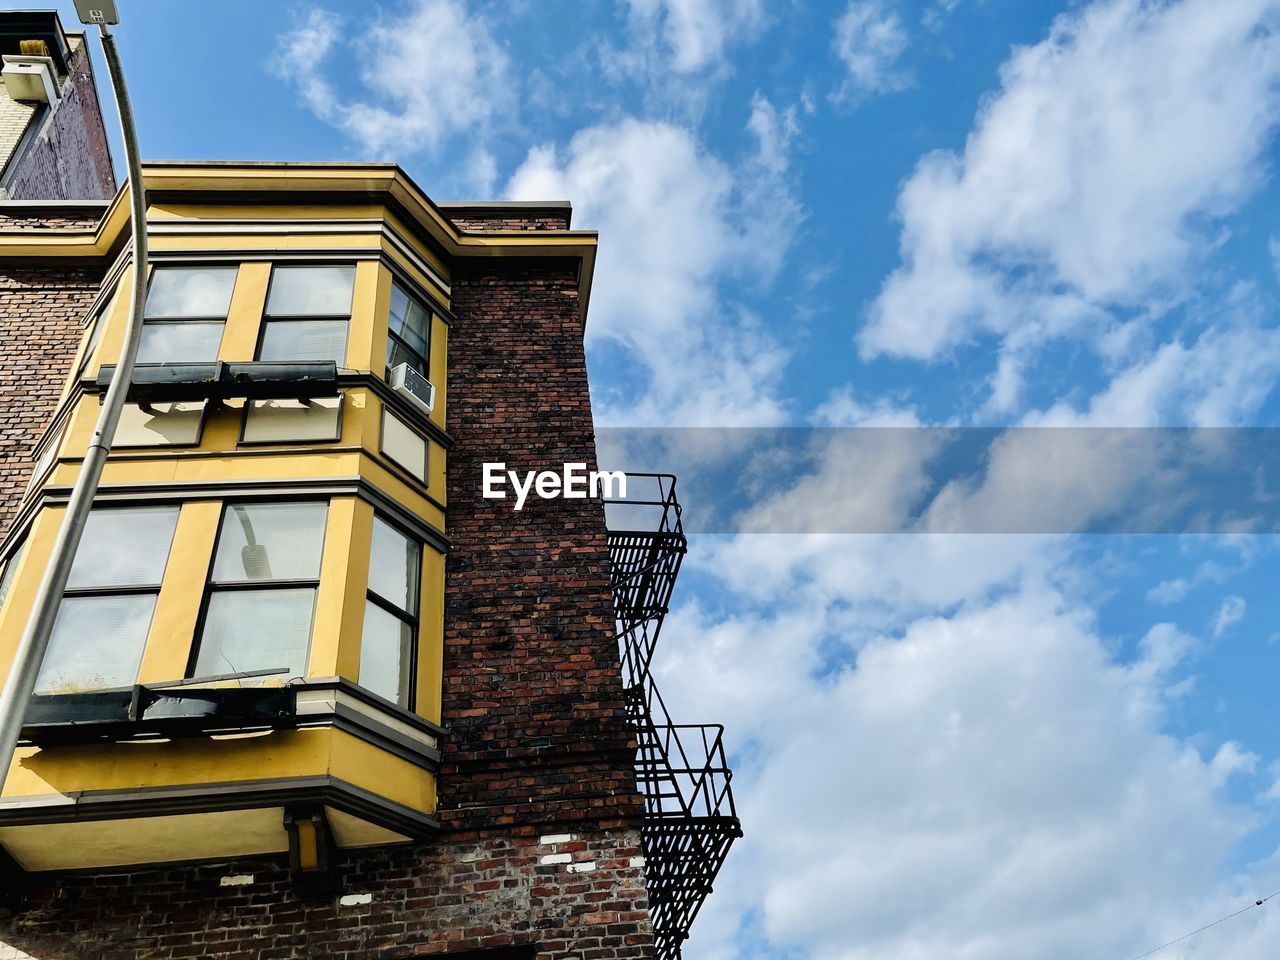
[389,362,436,417]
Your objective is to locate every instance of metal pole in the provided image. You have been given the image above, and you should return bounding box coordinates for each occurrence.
[0,22,148,794]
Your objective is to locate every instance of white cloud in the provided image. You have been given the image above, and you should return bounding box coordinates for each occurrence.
[1213,595,1247,639]
[812,387,921,426]
[507,104,802,424]
[922,0,961,33]
[1032,297,1280,427]
[659,573,1264,960]
[272,1,513,160]
[831,0,912,103]
[859,0,1280,388]
[619,0,766,73]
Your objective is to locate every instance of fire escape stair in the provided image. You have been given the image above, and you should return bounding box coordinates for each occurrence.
[606,475,741,960]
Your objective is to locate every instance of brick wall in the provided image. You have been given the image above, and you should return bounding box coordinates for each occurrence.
[439,257,640,832]
[4,39,115,202]
[0,212,101,229]
[0,255,655,958]
[0,265,101,541]
[445,210,572,232]
[0,829,651,960]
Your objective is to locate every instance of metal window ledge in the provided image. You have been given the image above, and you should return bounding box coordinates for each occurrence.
[91,361,339,403]
[20,683,295,745]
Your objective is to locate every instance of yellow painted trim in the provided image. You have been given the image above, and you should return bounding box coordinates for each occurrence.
[137,501,220,684]
[220,262,268,362]
[348,260,383,371]
[87,262,142,379]
[0,507,65,680]
[309,497,370,682]
[415,547,445,725]
[4,728,435,813]
[0,167,597,261]
[429,314,448,433]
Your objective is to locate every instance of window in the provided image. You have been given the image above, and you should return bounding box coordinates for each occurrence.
[34,507,179,694]
[258,265,354,366]
[0,539,26,613]
[386,281,431,377]
[359,516,421,706]
[192,501,328,681]
[75,281,120,379]
[137,266,237,364]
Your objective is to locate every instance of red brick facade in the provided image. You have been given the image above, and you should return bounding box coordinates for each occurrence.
[0,265,102,540]
[0,249,655,958]
[4,40,115,202]
[2,829,650,960]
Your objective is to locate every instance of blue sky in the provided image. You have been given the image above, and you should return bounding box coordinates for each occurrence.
[19,0,1280,957]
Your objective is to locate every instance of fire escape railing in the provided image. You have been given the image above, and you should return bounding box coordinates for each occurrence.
[605,474,741,960]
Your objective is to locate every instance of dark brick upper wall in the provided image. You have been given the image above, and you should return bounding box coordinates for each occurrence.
[441,258,641,830]
[6,41,115,201]
[0,214,100,228]
[446,209,572,232]
[0,265,102,541]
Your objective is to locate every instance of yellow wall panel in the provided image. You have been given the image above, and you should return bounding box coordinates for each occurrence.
[415,547,446,726]
[309,497,370,681]
[3,728,332,798]
[220,262,268,361]
[0,507,65,679]
[347,261,385,372]
[137,500,221,684]
[429,314,448,433]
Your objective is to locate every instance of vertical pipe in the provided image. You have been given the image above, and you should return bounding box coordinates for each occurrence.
[0,23,148,794]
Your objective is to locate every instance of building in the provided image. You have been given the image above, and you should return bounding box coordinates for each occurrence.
[0,10,114,202]
[0,12,739,960]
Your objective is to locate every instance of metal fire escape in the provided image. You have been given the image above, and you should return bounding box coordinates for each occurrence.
[605,474,741,960]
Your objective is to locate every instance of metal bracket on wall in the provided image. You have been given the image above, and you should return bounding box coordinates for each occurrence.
[283,805,340,896]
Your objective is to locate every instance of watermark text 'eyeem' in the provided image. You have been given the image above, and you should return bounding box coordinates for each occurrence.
[482,463,627,511]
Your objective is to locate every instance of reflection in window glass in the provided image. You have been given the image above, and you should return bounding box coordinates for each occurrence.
[258,319,348,365]
[0,540,26,611]
[136,321,224,364]
[67,507,179,589]
[34,506,179,694]
[194,501,329,683]
[195,588,315,678]
[386,282,431,376]
[211,502,327,582]
[77,283,120,378]
[146,267,237,318]
[36,595,156,693]
[369,517,419,613]
[358,516,421,706]
[266,265,355,316]
[360,602,414,705]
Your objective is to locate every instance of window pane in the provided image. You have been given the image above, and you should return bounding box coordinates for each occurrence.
[212,502,327,583]
[79,284,118,372]
[195,588,315,679]
[146,267,237,318]
[137,321,224,364]
[387,338,427,376]
[360,601,413,705]
[36,594,155,693]
[368,516,418,613]
[388,284,429,357]
[67,506,179,589]
[258,319,347,364]
[266,265,355,316]
[389,284,410,334]
[0,540,25,611]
